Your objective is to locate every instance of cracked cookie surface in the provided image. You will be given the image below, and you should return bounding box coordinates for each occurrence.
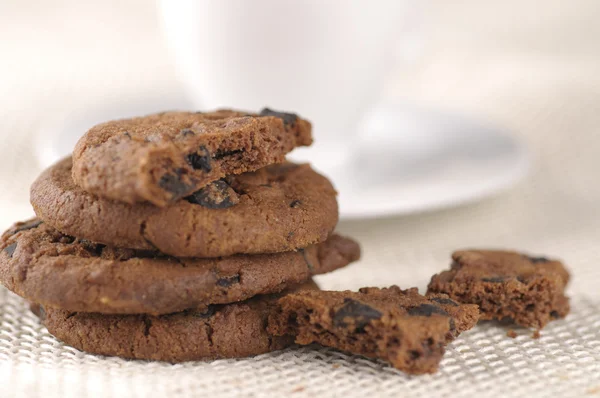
[31,157,338,258]
[427,250,570,329]
[72,109,312,206]
[30,279,319,362]
[0,220,359,314]
[267,286,479,374]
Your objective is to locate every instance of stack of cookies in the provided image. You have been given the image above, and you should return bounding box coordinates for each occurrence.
[0,109,361,362]
[0,108,571,375]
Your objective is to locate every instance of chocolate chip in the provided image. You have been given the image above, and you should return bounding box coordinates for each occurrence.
[408,304,449,317]
[191,305,215,318]
[449,318,456,332]
[213,149,243,160]
[333,298,382,329]
[180,128,195,136]
[409,350,421,360]
[186,180,240,209]
[527,256,550,264]
[298,248,313,271]
[143,316,152,337]
[550,310,559,318]
[159,169,192,196]
[259,108,298,126]
[79,239,105,256]
[187,146,212,172]
[58,235,76,244]
[482,276,510,283]
[38,305,46,320]
[3,243,17,257]
[216,275,240,287]
[429,297,459,307]
[9,220,43,235]
[289,200,301,208]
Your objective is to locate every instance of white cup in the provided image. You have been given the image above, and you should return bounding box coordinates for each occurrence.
[157,0,413,170]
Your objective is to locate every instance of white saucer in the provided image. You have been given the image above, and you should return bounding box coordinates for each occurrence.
[294,103,530,219]
[35,102,529,220]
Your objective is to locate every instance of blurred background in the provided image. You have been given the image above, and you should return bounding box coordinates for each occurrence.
[0,0,599,287]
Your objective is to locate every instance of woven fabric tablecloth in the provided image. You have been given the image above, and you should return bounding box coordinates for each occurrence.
[1,1,599,397]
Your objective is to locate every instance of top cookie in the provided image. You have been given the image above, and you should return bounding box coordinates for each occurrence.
[72,109,312,206]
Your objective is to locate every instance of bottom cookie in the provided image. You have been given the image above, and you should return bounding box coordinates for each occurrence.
[32,280,318,363]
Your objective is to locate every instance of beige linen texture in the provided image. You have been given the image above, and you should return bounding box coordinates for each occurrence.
[0,0,599,397]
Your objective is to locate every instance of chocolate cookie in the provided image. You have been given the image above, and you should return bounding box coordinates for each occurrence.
[72,109,312,206]
[427,250,570,329]
[268,286,479,374]
[31,280,319,362]
[31,158,338,258]
[0,219,360,315]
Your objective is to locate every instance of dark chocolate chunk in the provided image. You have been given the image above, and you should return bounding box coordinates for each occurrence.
[429,297,459,307]
[58,235,76,244]
[185,180,240,209]
[482,276,511,283]
[408,304,449,317]
[9,219,43,235]
[143,316,152,337]
[3,243,17,258]
[298,248,313,271]
[190,305,215,319]
[180,128,195,136]
[333,298,382,328]
[527,256,550,264]
[187,146,212,172]
[213,149,243,160]
[259,108,298,126]
[449,318,456,332]
[38,305,46,320]
[216,275,240,287]
[159,170,192,196]
[289,200,301,208]
[79,239,103,255]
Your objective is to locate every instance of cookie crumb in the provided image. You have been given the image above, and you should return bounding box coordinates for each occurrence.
[292,386,305,393]
[532,330,541,339]
[507,330,517,338]
[332,363,341,369]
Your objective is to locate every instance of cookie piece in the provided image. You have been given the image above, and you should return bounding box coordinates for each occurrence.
[72,109,312,206]
[427,250,570,329]
[31,158,338,258]
[31,279,318,362]
[267,286,479,374]
[0,219,360,315]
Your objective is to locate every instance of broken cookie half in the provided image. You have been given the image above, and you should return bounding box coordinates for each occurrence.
[267,286,479,374]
